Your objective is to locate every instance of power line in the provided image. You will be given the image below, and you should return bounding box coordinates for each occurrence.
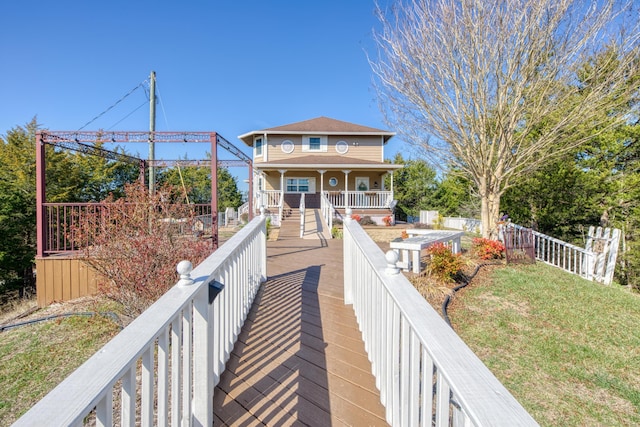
[77,79,148,131]
[155,81,170,130]
[107,100,149,130]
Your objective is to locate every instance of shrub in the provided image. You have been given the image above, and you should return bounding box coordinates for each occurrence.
[472,237,506,260]
[425,242,463,282]
[71,183,213,317]
[331,226,343,239]
[382,215,393,226]
[351,214,362,222]
[360,215,376,226]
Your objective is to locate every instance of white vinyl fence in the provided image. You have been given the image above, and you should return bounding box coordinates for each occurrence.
[343,213,538,426]
[15,214,267,427]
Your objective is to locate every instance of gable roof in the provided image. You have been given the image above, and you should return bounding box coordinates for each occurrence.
[238,116,395,146]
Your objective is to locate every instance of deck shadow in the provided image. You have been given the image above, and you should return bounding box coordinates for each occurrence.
[214,265,332,425]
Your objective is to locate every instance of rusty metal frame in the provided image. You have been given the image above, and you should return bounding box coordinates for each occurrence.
[36,130,253,257]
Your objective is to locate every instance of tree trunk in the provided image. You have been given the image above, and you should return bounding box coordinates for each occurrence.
[480,191,502,239]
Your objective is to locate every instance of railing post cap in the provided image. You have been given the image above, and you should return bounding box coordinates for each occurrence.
[345,208,352,220]
[260,206,265,216]
[177,260,194,286]
[385,250,400,275]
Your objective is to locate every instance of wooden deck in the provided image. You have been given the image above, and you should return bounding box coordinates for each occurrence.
[214,214,389,425]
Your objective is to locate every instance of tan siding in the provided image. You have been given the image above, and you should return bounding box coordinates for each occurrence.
[262,134,385,163]
[36,257,103,307]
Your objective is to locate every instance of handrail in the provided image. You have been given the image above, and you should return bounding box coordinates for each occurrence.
[320,192,334,238]
[299,193,306,238]
[15,214,267,426]
[343,213,537,426]
[324,190,392,209]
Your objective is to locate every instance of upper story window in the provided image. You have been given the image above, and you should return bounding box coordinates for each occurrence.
[255,137,263,156]
[302,135,327,152]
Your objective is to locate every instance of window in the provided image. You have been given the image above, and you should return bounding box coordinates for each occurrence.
[309,137,321,150]
[335,140,349,154]
[328,177,338,187]
[302,135,327,152]
[281,140,294,153]
[286,178,310,193]
[255,137,263,156]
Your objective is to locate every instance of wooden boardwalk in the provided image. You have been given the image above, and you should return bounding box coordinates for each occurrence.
[213,212,389,426]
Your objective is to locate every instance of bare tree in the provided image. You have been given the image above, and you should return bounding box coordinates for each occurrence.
[371,0,640,237]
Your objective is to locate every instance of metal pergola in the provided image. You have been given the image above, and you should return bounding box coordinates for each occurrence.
[35,130,253,256]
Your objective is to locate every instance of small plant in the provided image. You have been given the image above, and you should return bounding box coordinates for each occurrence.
[331,226,343,239]
[351,214,362,222]
[425,242,463,282]
[401,230,409,239]
[266,216,272,238]
[472,237,506,260]
[360,215,376,226]
[434,214,445,230]
[382,215,393,226]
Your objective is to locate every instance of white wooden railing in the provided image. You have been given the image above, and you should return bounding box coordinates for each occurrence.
[324,190,393,209]
[320,192,334,238]
[15,214,267,427]
[299,193,306,238]
[256,190,282,210]
[342,212,538,426]
[506,223,620,285]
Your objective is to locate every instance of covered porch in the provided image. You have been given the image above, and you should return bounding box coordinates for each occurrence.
[252,159,403,224]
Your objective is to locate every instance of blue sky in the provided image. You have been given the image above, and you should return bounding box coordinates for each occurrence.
[1,0,407,189]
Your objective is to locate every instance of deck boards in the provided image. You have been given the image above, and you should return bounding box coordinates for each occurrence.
[214,214,389,426]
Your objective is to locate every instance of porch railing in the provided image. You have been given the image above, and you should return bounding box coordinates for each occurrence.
[15,214,267,426]
[343,213,537,426]
[42,202,213,255]
[324,190,392,209]
[256,190,282,210]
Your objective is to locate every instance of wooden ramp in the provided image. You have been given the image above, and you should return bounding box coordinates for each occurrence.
[214,217,389,426]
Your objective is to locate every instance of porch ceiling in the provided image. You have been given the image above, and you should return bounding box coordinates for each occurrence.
[254,155,403,171]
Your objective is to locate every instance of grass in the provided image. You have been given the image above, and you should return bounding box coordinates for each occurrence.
[449,263,640,426]
[0,311,121,425]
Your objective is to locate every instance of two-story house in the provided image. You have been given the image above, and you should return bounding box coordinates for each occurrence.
[239,116,403,225]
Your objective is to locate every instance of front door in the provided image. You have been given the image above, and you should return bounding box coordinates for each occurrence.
[355,177,370,191]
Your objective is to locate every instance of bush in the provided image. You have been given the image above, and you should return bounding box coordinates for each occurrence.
[71,183,213,317]
[425,242,463,282]
[360,215,376,226]
[351,214,362,222]
[331,226,343,239]
[472,237,506,260]
[382,215,393,226]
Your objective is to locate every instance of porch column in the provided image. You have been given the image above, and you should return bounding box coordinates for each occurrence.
[278,170,286,193]
[342,170,351,209]
[318,170,326,196]
[388,170,395,198]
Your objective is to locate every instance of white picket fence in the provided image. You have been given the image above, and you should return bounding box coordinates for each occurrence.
[343,213,538,426]
[14,215,267,426]
[507,223,620,285]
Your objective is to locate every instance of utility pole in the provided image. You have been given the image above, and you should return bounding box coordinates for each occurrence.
[148,71,156,193]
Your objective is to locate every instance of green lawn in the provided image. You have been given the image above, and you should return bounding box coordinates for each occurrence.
[0,314,120,425]
[450,263,640,426]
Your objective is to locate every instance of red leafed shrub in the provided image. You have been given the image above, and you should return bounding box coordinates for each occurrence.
[472,237,506,260]
[425,242,463,282]
[71,182,213,316]
[382,215,393,226]
[351,214,362,222]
